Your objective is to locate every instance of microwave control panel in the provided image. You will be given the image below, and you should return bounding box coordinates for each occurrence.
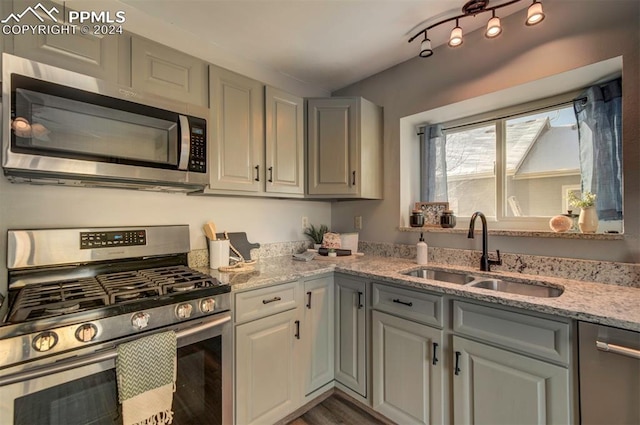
[80,230,147,249]
[189,121,206,173]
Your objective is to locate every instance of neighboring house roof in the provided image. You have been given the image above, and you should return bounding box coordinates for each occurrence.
[444,117,579,178]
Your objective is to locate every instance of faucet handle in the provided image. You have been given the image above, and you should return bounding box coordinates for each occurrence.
[489,249,502,266]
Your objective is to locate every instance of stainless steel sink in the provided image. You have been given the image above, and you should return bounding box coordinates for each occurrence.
[469,279,564,298]
[402,268,477,285]
[401,267,564,298]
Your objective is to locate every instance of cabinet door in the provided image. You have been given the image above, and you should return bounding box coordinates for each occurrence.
[335,276,366,396]
[131,37,207,105]
[303,275,335,395]
[10,0,128,84]
[209,65,264,192]
[452,336,571,425]
[307,98,358,196]
[372,311,443,425]
[265,86,304,195]
[235,309,301,425]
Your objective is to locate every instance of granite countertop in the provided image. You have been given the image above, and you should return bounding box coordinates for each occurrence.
[200,255,640,332]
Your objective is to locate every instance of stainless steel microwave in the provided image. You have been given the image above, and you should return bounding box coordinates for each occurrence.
[2,54,209,192]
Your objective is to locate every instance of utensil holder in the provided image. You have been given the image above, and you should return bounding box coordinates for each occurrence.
[209,239,230,269]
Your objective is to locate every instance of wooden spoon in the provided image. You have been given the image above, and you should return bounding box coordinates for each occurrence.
[203,222,217,240]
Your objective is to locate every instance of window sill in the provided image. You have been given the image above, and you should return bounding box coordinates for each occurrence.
[398,226,624,240]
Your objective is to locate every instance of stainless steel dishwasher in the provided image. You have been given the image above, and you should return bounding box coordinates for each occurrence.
[578,321,640,424]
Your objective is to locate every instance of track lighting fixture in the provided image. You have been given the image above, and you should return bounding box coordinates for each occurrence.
[420,34,434,57]
[449,20,463,47]
[409,0,545,58]
[526,1,545,25]
[485,11,502,38]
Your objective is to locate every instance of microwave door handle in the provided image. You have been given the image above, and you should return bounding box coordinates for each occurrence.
[178,115,190,170]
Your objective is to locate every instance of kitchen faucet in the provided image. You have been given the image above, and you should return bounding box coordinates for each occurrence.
[468,211,502,271]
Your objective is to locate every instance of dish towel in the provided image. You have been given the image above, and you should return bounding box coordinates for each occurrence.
[116,331,177,425]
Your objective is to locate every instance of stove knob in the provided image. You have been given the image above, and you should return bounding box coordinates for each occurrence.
[76,323,98,343]
[176,303,193,319]
[33,331,58,352]
[131,312,150,330]
[200,298,216,313]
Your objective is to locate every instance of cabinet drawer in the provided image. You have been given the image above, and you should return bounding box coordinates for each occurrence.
[453,301,570,364]
[235,281,298,323]
[372,283,443,327]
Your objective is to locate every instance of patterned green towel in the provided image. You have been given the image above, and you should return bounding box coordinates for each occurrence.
[116,331,177,424]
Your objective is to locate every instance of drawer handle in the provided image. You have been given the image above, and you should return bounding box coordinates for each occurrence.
[392,298,413,307]
[432,342,439,365]
[596,341,640,359]
[357,291,364,309]
[295,320,300,339]
[306,291,312,309]
[454,351,461,375]
[262,296,282,304]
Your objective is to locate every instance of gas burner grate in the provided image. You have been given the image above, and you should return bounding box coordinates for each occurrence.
[8,277,109,322]
[97,271,162,304]
[139,265,222,294]
[6,266,225,323]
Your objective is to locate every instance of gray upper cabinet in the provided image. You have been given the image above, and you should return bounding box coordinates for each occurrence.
[131,37,208,106]
[307,97,383,199]
[208,65,264,193]
[9,0,130,84]
[265,86,305,195]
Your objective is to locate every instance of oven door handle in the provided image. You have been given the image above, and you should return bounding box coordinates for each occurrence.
[0,314,231,387]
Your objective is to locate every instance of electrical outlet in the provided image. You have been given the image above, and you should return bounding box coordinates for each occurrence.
[354,216,363,230]
[302,216,309,229]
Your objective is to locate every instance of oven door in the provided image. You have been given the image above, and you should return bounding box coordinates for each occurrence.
[0,313,232,425]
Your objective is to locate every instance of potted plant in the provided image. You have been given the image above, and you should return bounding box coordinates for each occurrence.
[304,224,329,249]
[568,191,598,233]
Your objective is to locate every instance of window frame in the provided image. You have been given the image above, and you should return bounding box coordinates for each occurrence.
[437,91,582,231]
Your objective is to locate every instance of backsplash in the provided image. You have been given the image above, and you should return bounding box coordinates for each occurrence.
[359,241,640,288]
[188,240,312,268]
[190,239,639,288]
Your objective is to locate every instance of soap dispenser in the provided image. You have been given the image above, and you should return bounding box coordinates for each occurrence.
[416,233,428,265]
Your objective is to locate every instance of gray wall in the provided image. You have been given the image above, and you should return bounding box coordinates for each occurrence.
[331,0,640,263]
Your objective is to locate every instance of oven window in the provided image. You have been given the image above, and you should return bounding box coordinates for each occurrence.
[13,335,222,425]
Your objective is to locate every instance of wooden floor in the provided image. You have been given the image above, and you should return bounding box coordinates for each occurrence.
[286,395,387,425]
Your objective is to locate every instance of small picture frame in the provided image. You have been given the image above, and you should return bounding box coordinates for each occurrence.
[415,202,449,227]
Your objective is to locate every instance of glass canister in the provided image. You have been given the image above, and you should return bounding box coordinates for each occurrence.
[410,209,424,227]
[440,210,456,228]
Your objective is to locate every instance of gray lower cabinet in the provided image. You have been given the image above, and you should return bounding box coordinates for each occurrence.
[334,275,367,397]
[452,336,571,424]
[235,308,302,425]
[303,275,335,396]
[372,310,444,425]
[451,300,573,424]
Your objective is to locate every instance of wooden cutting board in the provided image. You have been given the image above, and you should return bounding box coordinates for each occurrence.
[215,232,260,260]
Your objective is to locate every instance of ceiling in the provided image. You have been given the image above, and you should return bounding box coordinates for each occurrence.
[119,0,529,93]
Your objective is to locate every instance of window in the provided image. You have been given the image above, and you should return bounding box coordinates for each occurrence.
[446,104,579,221]
[424,98,585,229]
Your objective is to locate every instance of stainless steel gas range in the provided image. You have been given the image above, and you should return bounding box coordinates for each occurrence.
[0,225,232,425]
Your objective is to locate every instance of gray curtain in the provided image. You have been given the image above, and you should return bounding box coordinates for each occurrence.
[419,124,448,202]
[573,78,622,220]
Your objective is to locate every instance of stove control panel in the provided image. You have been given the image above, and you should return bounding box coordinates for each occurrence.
[80,230,146,249]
